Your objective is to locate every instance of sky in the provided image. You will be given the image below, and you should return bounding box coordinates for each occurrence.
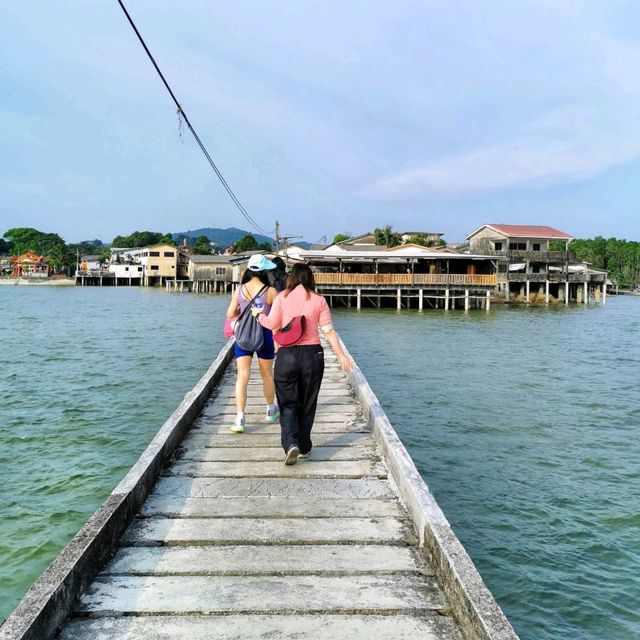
[1,0,640,245]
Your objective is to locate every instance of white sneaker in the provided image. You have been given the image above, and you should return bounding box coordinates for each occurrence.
[229,417,245,433]
[265,406,280,423]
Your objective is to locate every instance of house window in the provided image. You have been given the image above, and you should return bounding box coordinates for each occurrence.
[150,265,159,271]
[216,267,226,275]
[494,242,503,251]
[150,251,160,257]
[533,243,541,251]
[164,251,175,257]
[509,242,526,251]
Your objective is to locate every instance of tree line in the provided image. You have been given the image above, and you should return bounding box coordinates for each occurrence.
[1,227,273,273]
[551,236,640,287]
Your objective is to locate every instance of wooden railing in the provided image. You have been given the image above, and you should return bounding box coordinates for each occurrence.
[314,273,497,286]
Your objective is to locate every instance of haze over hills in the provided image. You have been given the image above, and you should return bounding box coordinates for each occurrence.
[171,227,311,249]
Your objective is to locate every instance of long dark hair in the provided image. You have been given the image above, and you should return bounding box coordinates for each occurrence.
[241,268,270,286]
[284,263,316,298]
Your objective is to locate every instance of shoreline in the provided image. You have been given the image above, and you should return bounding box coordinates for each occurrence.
[0,277,76,286]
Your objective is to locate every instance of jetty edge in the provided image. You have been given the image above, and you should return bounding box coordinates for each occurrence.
[340,337,518,639]
[0,337,519,640]
[0,341,234,640]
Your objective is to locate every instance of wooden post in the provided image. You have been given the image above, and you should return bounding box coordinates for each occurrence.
[583,281,588,304]
[464,289,469,311]
[545,280,549,304]
[602,282,607,305]
[445,288,449,311]
[486,289,491,312]
[397,288,401,311]
[356,288,361,310]
[418,289,423,311]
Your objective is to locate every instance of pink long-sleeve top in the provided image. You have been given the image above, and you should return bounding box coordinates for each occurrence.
[258,285,333,346]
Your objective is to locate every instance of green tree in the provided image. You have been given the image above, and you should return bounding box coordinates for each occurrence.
[233,234,260,252]
[4,228,66,256]
[332,233,350,244]
[411,234,446,247]
[258,241,272,251]
[111,231,175,248]
[373,225,402,247]
[193,235,213,255]
[0,237,11,254]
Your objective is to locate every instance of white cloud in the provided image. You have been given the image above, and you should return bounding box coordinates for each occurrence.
[362,108,640,199]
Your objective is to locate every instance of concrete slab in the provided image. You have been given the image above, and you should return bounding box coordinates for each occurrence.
[121,516,416,546]
[176,445,376,462]
[200,409,361,422]
[104,544,425,576]
[192,420,369,435]
[182,431,372,449]
[166,460,387,479]
[152,476,395,499]
[60,613,462,640]
[140,496,404,519]
[75,574,445,614]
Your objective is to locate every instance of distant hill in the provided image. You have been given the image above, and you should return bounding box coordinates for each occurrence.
[172,227,310,249]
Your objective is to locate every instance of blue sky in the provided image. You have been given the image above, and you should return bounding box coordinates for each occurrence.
[2,0,639,244]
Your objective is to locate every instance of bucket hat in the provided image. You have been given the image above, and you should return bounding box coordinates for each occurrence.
[247,254,277,272]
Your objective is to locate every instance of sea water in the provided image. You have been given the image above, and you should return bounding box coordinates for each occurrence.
[1,286,638,639]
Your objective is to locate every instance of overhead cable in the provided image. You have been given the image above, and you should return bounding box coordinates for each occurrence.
[115,0,271,236]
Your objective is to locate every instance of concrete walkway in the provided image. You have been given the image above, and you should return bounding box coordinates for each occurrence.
[58,350,464,639]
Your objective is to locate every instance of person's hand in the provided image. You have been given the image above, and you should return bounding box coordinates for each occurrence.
[339,354,352,373]
[251,307,262,317]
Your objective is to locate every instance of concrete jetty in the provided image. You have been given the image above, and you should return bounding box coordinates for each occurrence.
[1,339,519,640]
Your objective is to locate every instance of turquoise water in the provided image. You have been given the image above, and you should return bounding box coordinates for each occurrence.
[1,287,639,639]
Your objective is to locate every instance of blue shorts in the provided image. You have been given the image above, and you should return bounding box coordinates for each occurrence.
[234,328,275,360]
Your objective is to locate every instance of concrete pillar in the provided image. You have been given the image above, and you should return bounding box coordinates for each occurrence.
[565,282,569,305]
[486,289,491,312]
[418,288,424,311]
[525,280,530,303]
[602,282,607,305]
[584,281,588,304]
[397,288,401,310]
[445,288,450,310]
[465,289,470,311]
[545,280,550,304]
[505,280,510,301]
[356,288,361,310]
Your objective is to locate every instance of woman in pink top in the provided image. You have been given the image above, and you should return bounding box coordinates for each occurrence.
[255,264,351,465]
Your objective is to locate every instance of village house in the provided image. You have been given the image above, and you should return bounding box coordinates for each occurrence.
[10,251,49,278]
[298,235,497,310]
[466,224,608,303]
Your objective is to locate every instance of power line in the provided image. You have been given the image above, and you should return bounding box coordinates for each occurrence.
[115,0,271,236]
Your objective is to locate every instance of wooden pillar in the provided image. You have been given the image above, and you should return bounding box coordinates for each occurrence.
[464,289,469,311]
[445,287,450,310]
[356,288,361,310]
[418,288,424,311]
[397,288,402,311]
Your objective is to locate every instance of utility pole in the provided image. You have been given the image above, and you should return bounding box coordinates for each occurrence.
[274,221,280,255]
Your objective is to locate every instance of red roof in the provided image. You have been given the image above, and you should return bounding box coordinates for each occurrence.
[468,224,573,240]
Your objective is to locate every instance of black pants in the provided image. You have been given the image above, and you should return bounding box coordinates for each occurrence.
[274,344,325,454]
